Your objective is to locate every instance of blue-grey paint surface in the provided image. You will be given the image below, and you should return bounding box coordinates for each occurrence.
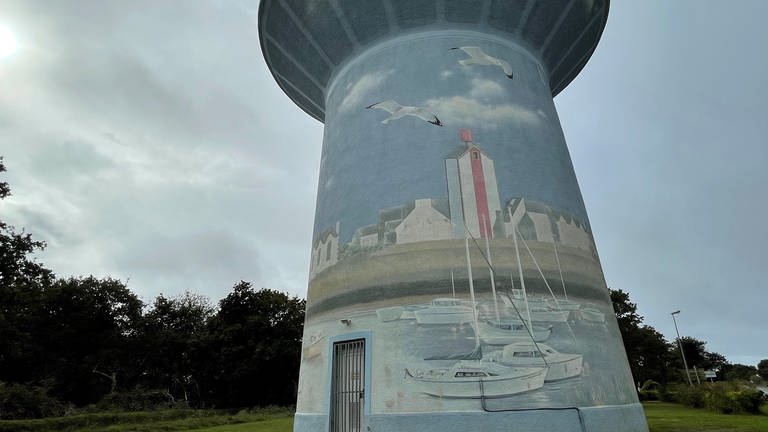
[294,33,642,429]
[261,2,647,432]
[317,35,587,244]
[294,403,648,432]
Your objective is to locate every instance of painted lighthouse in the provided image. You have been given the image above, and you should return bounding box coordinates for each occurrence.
[446,129,501,239]
[259,1,648,431]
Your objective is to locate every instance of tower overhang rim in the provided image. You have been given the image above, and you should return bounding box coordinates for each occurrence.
[257,0,610,124]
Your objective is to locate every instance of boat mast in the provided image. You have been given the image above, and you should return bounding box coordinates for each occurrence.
[510,208,532,330]
[516,226,562,311]
[450,268,456,298]
[464,236,481,348]
[482,216,500,322]
[554,241,568,300]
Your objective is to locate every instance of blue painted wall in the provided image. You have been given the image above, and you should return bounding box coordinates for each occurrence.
[294,33,645,432]
[315,35,587,244]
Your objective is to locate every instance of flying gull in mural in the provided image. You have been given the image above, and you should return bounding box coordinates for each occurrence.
[365,100,444,126]
[450,46,514,79]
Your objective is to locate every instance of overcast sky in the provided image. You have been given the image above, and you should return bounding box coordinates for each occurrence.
[0,1,765,367]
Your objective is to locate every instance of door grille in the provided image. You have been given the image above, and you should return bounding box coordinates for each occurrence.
[330,339,365,432]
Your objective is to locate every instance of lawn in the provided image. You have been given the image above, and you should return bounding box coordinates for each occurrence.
[643,401,768,432]
[186,416,293,432]
[193,403,768,432]
[0,408,294,432]
[181,403,768,432]
[4,403,768,432]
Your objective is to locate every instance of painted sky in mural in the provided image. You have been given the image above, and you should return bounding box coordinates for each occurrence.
[316,39,586,245]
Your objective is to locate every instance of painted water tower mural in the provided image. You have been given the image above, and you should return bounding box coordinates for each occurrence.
[259,1,648,431]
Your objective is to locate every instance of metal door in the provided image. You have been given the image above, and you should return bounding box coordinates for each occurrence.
[330,339,365,432]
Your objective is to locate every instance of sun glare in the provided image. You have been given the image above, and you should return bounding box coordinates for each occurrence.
[0,25,18,58]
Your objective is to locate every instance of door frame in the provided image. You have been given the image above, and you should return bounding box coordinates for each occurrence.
[326,330,372,432]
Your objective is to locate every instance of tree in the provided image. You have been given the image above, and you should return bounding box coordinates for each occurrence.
[703,351,728,373]
[720,363,759,382]
[675,337,722,370]
[610,289,676,384]
[610,289,643,332]
[137,291,214,405]
[36,276,143,405]
[0,157,55,387]
[202,281,305,407]
[758,359,768,380]
[0,157,54,288]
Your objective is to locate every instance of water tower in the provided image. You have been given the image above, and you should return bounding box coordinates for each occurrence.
[259,1,647,431]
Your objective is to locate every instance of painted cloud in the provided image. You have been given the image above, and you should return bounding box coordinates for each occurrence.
[338,70,392,114]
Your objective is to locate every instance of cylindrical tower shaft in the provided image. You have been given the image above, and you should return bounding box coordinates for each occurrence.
[259,2,648,431]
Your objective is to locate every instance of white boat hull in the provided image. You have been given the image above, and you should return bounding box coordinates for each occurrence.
[544,355,583,381]
[376,306,404,322]
[579,308,605,323]
[485,343,584,382]
[477,320,551,345]
[549,299,581,311]
[521,309,570,323]
[405,365,547,399]
[415,307,474,325]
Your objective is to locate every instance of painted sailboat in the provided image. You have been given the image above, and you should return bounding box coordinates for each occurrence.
[474,216,555,344]
[477,319,552,345]
[404,360,547,398]
[502,293,570,322]
[519,306,570,323]
[406,235,546,398]
[578,306,605,323]
[549,241,581,311]
[376,306,404,322]
[485,342,583,382]
[414,298,474,324]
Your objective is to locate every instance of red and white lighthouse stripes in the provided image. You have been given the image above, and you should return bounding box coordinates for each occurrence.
[470,149,493,238]
[451,130,502,239]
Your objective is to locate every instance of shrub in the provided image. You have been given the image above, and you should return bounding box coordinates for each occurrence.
[672,383,706,408]
[702,382,732,414]
[0,382,66,419]
[666,381,767,414]
[94,388,179,411]
[728,389,765,414]
[638,380,661,401]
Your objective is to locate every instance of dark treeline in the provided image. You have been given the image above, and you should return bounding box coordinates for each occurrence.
[0,158,305,418]
[2,157,766,418]
[610,289,767,387]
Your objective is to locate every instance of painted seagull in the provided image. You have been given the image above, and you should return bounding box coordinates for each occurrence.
[365,100,443,126]
[450,46,514,79]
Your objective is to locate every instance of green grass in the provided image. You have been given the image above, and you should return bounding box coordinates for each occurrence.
[0,408,293,432]
[5,403,768,432]
[185,416,293,432]
[643,401,768,432]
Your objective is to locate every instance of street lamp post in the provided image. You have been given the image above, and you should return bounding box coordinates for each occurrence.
[671,310,693,385]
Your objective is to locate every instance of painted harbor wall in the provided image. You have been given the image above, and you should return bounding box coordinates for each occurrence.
[296,33,644,430]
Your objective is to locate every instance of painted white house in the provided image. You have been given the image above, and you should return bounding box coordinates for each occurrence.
[556,216,593,251]
[505,198,555,243]
[351,224,380,249]
[395,199,454,244]
[309,221,340,279]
